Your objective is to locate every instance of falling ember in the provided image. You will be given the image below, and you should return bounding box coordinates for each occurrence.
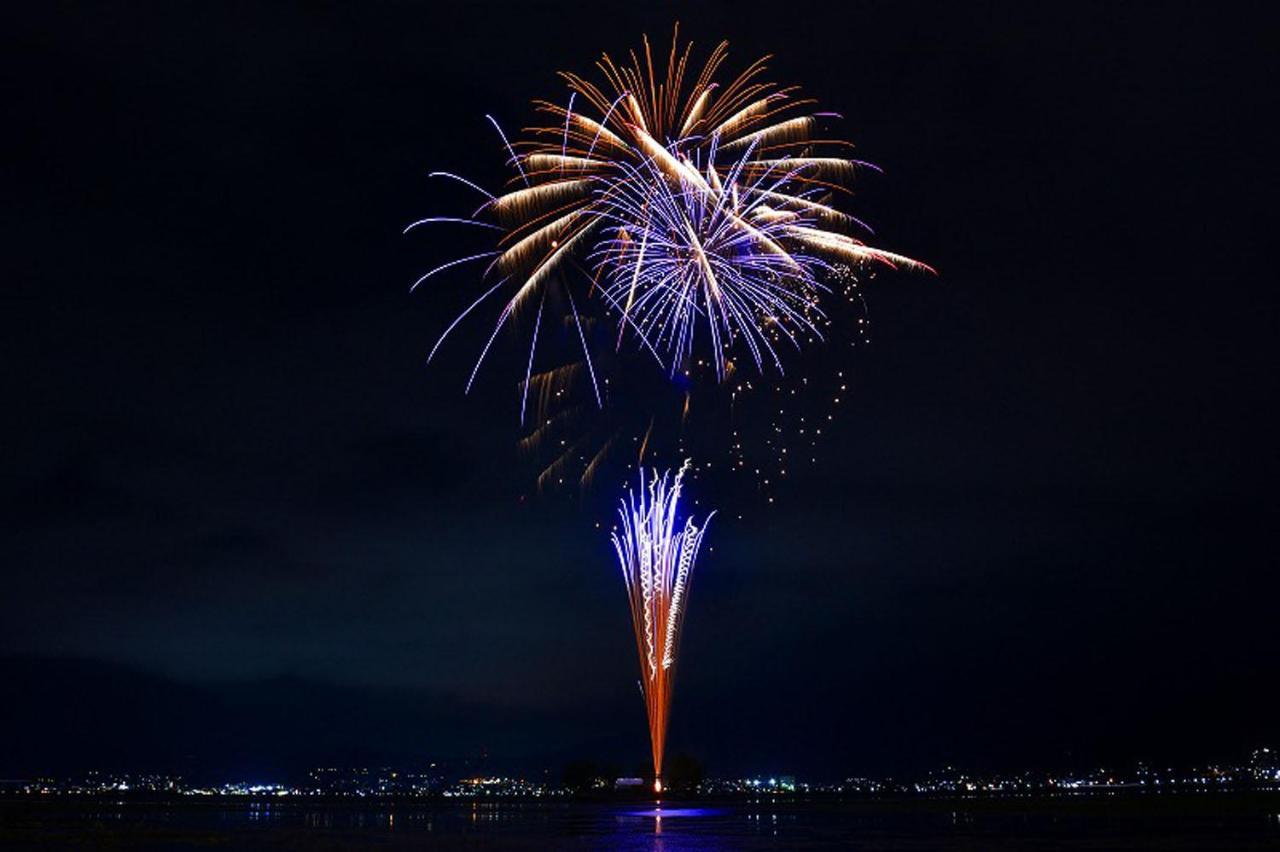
[610,462,713,791]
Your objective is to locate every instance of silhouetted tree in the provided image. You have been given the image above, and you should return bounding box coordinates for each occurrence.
[663,753,705,792]
[561,759,619,793]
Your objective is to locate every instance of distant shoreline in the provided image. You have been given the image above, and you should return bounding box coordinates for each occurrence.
[4,787,1279,808]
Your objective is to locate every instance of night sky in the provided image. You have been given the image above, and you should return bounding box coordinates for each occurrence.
[4,2,1276,780]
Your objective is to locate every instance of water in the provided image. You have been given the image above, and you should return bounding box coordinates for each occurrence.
[3,795,1279,849]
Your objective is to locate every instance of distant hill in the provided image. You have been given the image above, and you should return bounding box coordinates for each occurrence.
[0,656,610,780]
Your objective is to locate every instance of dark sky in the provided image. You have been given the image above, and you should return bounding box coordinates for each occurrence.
[3,1,1276,780]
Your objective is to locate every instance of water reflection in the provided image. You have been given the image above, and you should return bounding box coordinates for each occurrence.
[11,798,1279,849]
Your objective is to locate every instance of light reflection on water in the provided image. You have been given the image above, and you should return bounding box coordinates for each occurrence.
[5,798,1279,849]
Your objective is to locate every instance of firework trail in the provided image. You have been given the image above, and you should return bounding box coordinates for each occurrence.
[610,462,712,792]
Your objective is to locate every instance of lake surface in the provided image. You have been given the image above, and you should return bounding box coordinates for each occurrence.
[3,794,1279,849]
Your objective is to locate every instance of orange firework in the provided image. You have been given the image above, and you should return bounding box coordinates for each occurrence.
[610,462,712,792]
[414,26,932,402]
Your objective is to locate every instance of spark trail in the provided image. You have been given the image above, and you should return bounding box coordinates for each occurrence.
[610,462,713,792]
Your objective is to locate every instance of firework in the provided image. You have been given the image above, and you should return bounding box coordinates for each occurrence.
[589,148,833,379]
[610,462,713,792]
[414,27,931,400]
[407,29,930,791]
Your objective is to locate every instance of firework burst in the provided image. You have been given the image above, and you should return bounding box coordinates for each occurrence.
[589,147,833,379]
[414,26,931,402]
